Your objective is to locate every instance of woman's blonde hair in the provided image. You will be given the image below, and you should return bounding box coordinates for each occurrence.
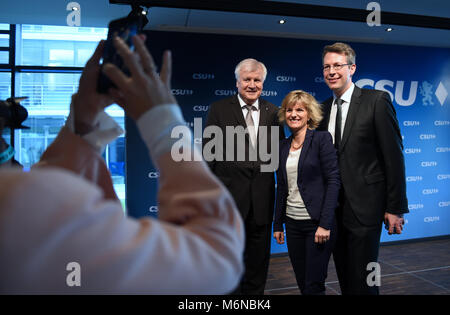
[278,90,323,129]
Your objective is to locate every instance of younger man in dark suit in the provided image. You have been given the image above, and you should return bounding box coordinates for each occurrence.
[317,42,408,295]
[203,58,284,294]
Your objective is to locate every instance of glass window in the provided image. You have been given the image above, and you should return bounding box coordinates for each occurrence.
[0,51,8,64]
[11,24,125,207]
[0,72,12,145]
[17,25,107,67]
[14,117,66,168]
[0,72,11,100]
[15,72,81,169]
[17,72,80,113]
[0,34,9,47]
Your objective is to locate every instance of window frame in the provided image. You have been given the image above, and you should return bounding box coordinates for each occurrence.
[1,24,126,208]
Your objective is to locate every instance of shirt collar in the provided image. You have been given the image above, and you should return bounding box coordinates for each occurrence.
[333,83,355,105]
[238,94,259,110]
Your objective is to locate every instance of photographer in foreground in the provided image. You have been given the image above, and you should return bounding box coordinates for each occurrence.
[0,35,244,294]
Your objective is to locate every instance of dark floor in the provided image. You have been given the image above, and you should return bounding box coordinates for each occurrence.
[265,238,450,295]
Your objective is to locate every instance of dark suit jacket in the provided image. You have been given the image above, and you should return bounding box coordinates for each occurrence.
[273,129,340,231]
[203,95,284,225]
[318,86,409,225]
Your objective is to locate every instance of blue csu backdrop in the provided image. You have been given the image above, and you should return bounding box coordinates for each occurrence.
[126,30,450,254]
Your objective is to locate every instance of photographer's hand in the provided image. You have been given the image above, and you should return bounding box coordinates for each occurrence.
[72,40,114,135]
[102,35,176,120]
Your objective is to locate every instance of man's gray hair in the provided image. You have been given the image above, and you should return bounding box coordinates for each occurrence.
[234,58,267,81]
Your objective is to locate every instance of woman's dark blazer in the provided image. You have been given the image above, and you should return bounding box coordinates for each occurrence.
[273,129,340,232]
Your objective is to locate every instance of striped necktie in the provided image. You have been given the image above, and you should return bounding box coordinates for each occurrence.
[244,104,257,147]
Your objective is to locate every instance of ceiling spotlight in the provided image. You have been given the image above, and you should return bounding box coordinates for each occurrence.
[279,19,286,24]
[386,27,393,32]
[72,7,78,11]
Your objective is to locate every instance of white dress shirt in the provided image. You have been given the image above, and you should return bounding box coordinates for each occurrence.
[238,94,260,137]
[327,83,355,145]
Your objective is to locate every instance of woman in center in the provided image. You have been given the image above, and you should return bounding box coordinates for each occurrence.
[273,90,340,295]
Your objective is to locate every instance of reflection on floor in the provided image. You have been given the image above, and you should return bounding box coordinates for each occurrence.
[265,238,450,295]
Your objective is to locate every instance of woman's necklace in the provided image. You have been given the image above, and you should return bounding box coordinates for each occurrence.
[291,140,304,150]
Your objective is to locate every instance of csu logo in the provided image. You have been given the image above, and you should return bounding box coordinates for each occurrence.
[171,89,194,96]
[420,134,436,140]
[261,90,278,97]
[435,120,450,126]
[193,73,215,80]
[408,204,424,210]
[276,76,296,82]
[406,176,422,182]
[315,77,325,83]
[215,90,236,96]
[421,161,437,167]
[193,105,209,112]
[424,216,439,223]
[356,79,448,106]
[403,121,420,126]
[404,148,421,154]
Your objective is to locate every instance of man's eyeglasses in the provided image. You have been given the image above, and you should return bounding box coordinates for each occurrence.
[323,64,352,72]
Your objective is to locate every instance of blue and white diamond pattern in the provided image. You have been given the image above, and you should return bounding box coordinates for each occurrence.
[435,82,448,106]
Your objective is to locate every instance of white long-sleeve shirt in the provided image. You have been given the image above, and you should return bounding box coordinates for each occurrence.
[0,104,244,294]
[285,148,311,220]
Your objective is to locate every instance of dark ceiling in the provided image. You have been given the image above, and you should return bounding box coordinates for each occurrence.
[0,0,449,47]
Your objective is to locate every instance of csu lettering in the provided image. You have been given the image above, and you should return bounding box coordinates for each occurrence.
[192,73,215,79]
[276,76,296,82]
[193,105,209,112]
[356,79,418,106]
[215,90,236,96]
[171,89,193,96]
[403,121,420,126]
[421,161,437,167]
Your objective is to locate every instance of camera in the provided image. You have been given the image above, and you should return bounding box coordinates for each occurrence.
[97,8,147,94]
[0,97,29,130]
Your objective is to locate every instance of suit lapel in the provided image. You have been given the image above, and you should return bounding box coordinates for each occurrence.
[258,99,269,127]
[320,97,333,130]
[297,129,313,174]
[230,95,247,128]
[257,99,270,144]
[340,86,362,153]
[280,137,291,185]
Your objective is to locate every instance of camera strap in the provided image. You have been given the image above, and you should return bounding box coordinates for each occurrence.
[0,145,15,165]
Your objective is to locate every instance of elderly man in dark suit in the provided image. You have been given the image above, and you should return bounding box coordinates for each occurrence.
[203,58,284,295]
[317,42,409,295]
